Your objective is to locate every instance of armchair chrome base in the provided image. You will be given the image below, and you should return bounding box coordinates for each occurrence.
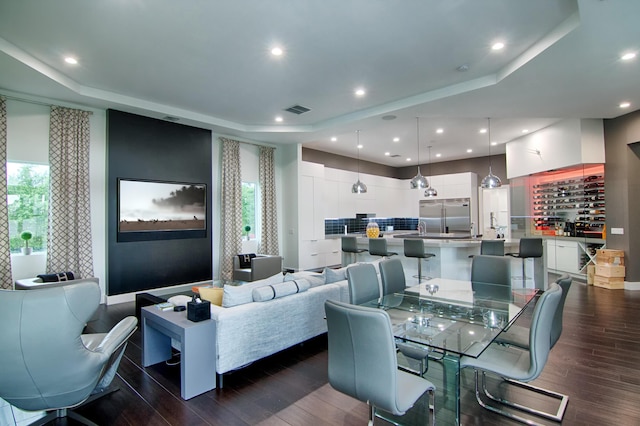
[27,386,121,426]
[473,370,569,425]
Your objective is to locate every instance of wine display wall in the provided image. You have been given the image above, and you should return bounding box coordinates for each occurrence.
[531,165,605,238]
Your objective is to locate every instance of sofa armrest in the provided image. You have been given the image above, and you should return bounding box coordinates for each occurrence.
[250,255,283,281]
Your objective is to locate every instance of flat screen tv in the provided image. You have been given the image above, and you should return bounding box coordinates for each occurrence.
[117,178,207,241]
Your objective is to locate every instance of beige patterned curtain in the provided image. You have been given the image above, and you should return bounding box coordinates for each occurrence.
[220,137,242,280]
[46,106,94,278]
[258,146,279,255]
[0,98,13,289]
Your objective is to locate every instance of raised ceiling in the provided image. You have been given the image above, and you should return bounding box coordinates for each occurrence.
[0,0,638,165]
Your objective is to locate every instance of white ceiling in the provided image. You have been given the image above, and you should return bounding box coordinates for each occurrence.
[0,0,638,166]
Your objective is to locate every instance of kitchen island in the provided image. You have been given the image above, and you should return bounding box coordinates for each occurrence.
[338,233,546,289]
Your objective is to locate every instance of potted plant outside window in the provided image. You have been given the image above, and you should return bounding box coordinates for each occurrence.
[244,225,251,241]
[20,231,33,255]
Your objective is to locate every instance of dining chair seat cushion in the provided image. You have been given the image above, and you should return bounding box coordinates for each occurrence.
[498,324,529,348]
[396,369,433,413]
[462,343,532,382]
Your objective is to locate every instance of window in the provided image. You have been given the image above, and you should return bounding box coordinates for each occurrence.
[241,182,257,240]
[7,162,49,253]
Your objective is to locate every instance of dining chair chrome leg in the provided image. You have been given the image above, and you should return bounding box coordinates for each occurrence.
[473,370,569,424]
[472,370,539,425]
[481,372,569,422]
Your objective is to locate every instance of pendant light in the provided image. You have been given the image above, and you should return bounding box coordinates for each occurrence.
[481,117,502,189]
[424,145,438,197]
[351,130,367,194]
[410,117,429,189]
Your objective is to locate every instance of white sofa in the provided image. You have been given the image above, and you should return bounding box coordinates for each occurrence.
[15,276,99,290]
[188,263,380,386]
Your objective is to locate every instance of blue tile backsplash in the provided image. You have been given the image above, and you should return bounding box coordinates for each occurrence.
[325,217,418,235]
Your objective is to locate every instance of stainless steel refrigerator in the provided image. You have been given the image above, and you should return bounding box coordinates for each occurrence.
[419,198,472,234]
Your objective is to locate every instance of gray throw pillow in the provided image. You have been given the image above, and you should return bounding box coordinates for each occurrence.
[324,266,348,284]
[252,279,311,302]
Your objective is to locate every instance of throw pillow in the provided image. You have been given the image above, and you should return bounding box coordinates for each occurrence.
[252,279,311,302]
[284,271,325,287]
[324,266,348,284]
[37,271,75,282]
[237,253,256,268]
[198,287,224,306]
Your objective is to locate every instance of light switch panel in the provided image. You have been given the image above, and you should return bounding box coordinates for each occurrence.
[611,228,624,235]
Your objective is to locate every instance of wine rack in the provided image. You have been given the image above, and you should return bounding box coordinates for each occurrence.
[532,173,605,238]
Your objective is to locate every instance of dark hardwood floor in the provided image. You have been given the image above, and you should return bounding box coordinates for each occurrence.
[51,278,640,425]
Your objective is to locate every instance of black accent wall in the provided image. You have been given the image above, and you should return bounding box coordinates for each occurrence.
[107,110,212,295]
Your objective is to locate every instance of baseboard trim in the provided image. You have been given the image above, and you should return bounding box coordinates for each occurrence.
[625,281,640,291]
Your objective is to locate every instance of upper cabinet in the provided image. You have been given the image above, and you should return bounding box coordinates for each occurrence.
[506,119,605,179]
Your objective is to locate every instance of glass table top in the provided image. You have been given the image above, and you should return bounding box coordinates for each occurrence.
[360,278,539,358]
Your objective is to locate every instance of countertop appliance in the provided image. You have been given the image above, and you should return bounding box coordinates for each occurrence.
[419,198,472,235]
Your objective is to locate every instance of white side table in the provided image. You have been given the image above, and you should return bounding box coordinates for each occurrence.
[142,306,216,400]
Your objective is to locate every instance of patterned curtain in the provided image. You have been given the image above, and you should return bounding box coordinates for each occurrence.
[0,98,13,289]
[220,137,242,280]
[46,106,94,278]
[258,146,279,255]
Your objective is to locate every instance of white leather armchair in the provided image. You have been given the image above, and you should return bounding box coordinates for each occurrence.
[232,254,283,281]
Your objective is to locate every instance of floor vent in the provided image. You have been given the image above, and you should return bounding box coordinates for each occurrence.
[284,105,311,115]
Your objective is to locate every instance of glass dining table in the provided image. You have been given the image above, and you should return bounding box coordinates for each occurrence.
[359,278,539,425]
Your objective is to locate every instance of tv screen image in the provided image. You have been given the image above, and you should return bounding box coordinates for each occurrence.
[118,179,206,233]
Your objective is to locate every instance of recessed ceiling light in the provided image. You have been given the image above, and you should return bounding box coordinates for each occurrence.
[522,129,529,133]
[619,101,631,108]
[384,152,390,156]
[435,153,442,158]
[621,52,636,61]
[355,88,366,97]
[271,47,283,56]
[393,137,400,142]
[64,56,78,65]
[330,137,337,142]
[436,128,444,134]
[406,157,411,162]
[357,144,363,149]
[492,42,505,51]
[491,141,498,146]
[466,149,473,153]
[479,128,487,134]
[275,116,283,122]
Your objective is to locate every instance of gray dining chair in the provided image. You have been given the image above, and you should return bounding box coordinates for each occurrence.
[325,300,436,425]
[0,281,138,425]
[380,258,431,376]
[460,282,568,423]
[471,255,512,300]
[346,263,381,305]
[369,238,398,259]
[469,239,505,258]
[341,236,367,265]
[496,274,572,350]
[403,239,436,281]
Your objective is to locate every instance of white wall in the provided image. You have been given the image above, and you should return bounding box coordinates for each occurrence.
[5,97,107,300]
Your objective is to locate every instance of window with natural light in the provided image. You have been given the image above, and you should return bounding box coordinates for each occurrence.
[7,162,49,254]
[242,182,257,240]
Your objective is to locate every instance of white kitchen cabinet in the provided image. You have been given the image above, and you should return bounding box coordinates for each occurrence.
[298,239,341,271]
[546,239,580,274]
[298,162,325,241]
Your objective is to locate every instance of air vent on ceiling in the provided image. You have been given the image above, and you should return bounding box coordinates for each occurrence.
[284,105,311,115]
[389,154,401,158]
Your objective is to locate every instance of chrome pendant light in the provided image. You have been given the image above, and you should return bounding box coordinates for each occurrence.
[410,117,429,189]
[352,130,367,194]
[424,145,438,197]
[481,117,503,189]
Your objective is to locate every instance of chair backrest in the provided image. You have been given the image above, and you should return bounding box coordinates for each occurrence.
[369,238,388,256]
[341,236,358,253]
[519,238,543,258]
[325,299,406,415]
[0,282,107,411]
[480,240,505,256]
[380,258,406,296]
[403,238,425,258]
[347,263,381,305]
[551,275,572,348]
[471,255,511,286]
[527,282,562,380]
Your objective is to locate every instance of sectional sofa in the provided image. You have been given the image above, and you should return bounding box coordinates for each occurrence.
[170,261,381,387]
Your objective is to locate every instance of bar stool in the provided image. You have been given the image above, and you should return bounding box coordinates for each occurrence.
[341,236,367,265]
[506,238,543,287]
[368,238,398,259]
[469,240,505,258]
[404,239,435,281]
